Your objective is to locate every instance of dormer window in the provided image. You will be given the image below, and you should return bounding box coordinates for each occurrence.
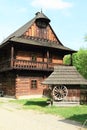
[36,20,47,28]
[35,11,50,29]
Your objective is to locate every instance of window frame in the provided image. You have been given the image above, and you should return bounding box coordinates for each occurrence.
[31,79,37,89]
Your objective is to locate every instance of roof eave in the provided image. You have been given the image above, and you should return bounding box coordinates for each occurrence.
[9,37,76,53]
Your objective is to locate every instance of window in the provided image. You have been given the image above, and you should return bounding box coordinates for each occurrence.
[31,80,37,89]
[36,21,47,28]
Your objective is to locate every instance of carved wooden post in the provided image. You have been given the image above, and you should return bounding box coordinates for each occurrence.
[11,45,14,67]
[47,50,49,68]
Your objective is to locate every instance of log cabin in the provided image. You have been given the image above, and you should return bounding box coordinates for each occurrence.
[0,11,87,102]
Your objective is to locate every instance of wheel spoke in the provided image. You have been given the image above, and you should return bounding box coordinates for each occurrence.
[53,85,68,101]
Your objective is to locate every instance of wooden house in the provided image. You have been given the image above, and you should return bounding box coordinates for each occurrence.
[0,11,87,101]
[43,66,87,104]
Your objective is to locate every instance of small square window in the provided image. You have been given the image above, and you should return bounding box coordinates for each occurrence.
[31,80,37,89]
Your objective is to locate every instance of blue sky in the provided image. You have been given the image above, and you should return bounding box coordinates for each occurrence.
[0,0,87,50]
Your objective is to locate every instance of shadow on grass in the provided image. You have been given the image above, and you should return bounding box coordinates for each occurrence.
[59,114,87,126]
[68,114,87,123]
[24,100,49,107]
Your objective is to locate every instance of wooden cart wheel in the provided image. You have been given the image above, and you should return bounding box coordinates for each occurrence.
[53,85,68,101]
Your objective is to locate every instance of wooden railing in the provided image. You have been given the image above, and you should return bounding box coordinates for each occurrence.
[13,59,54,71]
[0,59,54,71]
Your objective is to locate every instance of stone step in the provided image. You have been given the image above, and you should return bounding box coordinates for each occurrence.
[53,101,80,106]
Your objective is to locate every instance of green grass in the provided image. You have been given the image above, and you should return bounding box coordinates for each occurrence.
[11,98,87,124]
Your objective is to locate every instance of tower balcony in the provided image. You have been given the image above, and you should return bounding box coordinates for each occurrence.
[0,59,54,72]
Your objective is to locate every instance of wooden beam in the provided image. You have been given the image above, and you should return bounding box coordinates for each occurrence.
[47,50,49,68]
[47,50,49,62]
[11,45,14,67]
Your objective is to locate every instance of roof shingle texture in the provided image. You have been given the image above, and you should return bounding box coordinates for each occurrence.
[43,65,87,85]
[0,12,76,53]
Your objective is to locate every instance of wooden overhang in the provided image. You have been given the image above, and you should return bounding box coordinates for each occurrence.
[42,65,87,85]
[10,37,76,53]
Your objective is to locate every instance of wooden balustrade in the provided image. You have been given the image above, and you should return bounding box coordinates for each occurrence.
[13,59,53,71]
[0,59,54,71]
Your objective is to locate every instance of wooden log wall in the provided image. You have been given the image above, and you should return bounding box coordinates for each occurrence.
[15,76,45,98]
[0,73,15,96]
[52,55,63,64]
[64,86,80,102]
[16,51,63,65]
[23,23,58,43]
[16,77,30,97]
[66,89,80,102]
[16,51,43,62]
[16,51,31,61]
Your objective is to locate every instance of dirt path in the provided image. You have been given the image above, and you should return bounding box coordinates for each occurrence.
[0,97,82,130]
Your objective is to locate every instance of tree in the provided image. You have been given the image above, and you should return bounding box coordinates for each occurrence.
[63,54,71,65]
[63,48,87,79]
[74,49,87,79]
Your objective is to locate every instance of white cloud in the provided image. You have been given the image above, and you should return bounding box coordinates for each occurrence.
[31,0,73,10]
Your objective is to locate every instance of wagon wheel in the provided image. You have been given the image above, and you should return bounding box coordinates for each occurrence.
[53,85,68,101]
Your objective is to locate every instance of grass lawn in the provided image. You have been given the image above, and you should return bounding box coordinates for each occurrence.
[11,98,87,124]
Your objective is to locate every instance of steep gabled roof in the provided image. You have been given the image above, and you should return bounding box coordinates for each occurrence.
[0,11,76,53]
[1,11,50,44]
[42,66,87,85]
[1,18,35,44]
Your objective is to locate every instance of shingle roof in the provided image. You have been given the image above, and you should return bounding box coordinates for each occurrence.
[42,65,87,85]
[0,11,76,53]
[1,18,35,44]
[9,37,75,52]
[1,11,50,44]
[35,11,50,22]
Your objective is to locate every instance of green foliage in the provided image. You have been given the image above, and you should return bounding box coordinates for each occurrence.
[63,48,87,79]
[73,49,87,79]
[63,54,71,65]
